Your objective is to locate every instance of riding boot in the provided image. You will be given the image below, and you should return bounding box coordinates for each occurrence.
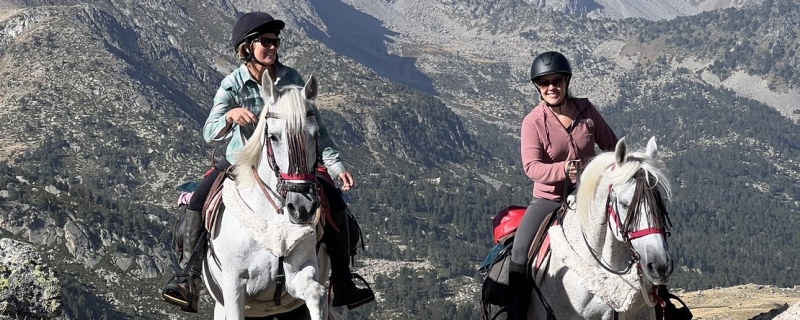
[162,209,204,313]
[503,261,528,307]
[325,209,375,309]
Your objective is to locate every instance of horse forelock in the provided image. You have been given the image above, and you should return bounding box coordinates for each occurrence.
[273,85,309,134]
[234,86,312,189]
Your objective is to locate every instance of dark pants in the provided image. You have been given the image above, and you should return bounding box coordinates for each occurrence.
[510,198,562,266]
[318,177,346,213]
[187,160,231,212]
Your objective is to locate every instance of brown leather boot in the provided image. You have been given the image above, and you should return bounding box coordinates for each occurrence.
[325,209,375,309]
[162,209,204,313]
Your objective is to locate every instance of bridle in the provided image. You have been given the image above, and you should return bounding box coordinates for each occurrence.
[581,167,673,276]
[246,110,319,215]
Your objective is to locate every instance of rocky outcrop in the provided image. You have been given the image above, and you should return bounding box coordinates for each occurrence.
[775,300,800,319]
[0,202,63,247]
[63,221,105,269]
[0,238,62,319]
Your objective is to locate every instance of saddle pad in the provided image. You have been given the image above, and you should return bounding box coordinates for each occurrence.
[205,188,224,236]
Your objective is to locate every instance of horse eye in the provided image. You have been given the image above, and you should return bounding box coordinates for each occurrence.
[267,133,278,142]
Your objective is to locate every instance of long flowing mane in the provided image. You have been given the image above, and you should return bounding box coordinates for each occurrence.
[575,150,673,228]
[234,85,310,189]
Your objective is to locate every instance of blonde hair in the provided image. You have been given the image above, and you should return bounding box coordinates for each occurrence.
[236,42,249,61]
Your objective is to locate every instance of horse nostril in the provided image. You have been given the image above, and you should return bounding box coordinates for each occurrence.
[286,203,295,213]
[648,262,670,276]
[667,259,674,275]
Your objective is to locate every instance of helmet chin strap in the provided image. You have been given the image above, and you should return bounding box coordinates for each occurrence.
[244,40,273,67]
[245,53,271,67]
[545,100,564,109]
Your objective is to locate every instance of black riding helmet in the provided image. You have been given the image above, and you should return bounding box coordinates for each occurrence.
[231,12,285,50]
[530,51,572,82]
[530,51,573,105]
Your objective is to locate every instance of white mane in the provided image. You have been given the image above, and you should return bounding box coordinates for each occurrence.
[234,85,310,189]
[576,149,672,228]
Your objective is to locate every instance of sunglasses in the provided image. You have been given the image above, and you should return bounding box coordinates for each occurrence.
[254,37,281,48]
[537,77,565,88]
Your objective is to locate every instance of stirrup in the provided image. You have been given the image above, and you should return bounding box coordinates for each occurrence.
[345,273,376,310]
[161,273,200,313]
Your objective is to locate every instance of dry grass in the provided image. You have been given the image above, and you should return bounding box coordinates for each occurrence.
[680,284,800,320]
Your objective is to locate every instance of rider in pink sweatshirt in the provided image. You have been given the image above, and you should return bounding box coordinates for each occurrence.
[521,97,618,201]
[503,51,618,312]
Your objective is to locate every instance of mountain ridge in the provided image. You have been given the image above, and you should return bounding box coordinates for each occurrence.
[0,0,798,319]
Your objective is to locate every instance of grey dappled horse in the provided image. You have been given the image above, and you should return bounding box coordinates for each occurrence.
[530,137,673,320]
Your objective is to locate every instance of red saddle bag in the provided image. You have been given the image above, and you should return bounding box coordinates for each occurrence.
[492,205,527,244]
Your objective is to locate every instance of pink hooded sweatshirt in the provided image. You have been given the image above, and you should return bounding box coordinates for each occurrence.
[520,98,618,201]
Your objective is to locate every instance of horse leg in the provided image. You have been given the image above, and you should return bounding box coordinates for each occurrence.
[288,273,326,320]
[285,261,327,320]
[218,274,247,320]
[214,302,227,320]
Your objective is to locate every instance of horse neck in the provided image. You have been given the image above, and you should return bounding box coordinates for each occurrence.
[238,159,284,222]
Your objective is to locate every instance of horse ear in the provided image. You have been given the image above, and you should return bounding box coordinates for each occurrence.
[302,75,318,100]
[645,136,658,157]
[261,69,279,105]
[615,137,628,165]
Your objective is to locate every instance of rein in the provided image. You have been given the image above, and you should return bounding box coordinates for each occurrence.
[252,167,284,214]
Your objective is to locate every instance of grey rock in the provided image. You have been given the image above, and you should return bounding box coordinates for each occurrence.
[0,238,62,319]
[133,255,160,279]
[0,202,30,235]
[24,213,63,248]
[775,300,800,320]
[63,221,105,268]
[110,252,134,271]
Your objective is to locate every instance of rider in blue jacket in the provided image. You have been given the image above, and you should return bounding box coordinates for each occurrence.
[161,12,375,312]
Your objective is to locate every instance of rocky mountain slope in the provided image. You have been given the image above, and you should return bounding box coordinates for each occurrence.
[587,0,762,20]
[0,0,798,318]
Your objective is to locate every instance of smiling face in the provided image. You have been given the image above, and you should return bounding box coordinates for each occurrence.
[536,73,567,105]
[249,32,280,65]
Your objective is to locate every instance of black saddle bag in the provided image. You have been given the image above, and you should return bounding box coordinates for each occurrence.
[480,240,514,307]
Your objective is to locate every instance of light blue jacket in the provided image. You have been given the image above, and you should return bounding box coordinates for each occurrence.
[203,63,347,177]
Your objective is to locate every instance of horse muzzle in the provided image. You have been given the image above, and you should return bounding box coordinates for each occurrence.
[283,182,320,224]
[642,252,673,285]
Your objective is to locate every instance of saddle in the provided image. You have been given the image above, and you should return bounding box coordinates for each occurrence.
[528,209,559,282]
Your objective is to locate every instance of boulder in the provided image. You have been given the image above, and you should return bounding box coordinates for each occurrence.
[0,238,62,318]
[63,221,104,268]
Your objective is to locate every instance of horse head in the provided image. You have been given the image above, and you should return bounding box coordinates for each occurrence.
[577,136,674,285]
[234,71,321,224]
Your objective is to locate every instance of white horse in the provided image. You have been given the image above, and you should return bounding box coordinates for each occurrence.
[530,137,674,320]
[201,71,331,320]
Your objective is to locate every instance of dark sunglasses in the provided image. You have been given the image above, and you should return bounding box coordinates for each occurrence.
[537,77,564,88]
[254,37,281,48]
